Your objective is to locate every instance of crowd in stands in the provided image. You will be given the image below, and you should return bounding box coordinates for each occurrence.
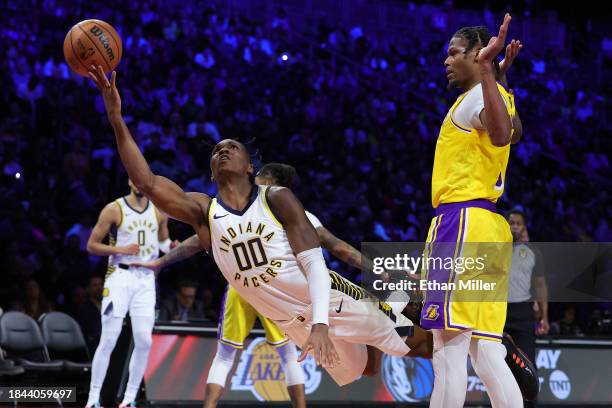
[1,0,610,345]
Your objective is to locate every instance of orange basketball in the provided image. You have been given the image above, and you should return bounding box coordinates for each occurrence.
[63,19,122,77]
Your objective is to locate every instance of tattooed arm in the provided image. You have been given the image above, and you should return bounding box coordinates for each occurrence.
[130,234,203,273]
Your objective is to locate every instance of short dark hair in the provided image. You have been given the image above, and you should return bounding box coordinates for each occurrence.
[506,209,527,224]
[257,163,297,188]
[177,280,197,291]
[453,26,500,74]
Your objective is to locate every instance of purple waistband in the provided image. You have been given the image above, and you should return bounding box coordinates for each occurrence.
[435,199,497,216]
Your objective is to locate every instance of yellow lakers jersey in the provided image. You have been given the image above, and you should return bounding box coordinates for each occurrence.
[431,83,515,208]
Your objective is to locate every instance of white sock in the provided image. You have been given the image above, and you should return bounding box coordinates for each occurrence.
[429,329,471,408]
[206,342,238,386]
[469,338,523,408]
[276,342,304,386]
[87,315,123,406]
[385,290,410,316]
[121,315,154,405]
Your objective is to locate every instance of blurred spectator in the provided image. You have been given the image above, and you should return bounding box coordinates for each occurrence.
[77,276,103,353]
[158,280,208,322]
[16,278,54,320]
[550,306,584,336]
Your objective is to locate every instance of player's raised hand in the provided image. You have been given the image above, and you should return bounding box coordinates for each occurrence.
[88,65,121,119]
[500,39,523,76]
[298,324,340,369]
[477,13,511,66]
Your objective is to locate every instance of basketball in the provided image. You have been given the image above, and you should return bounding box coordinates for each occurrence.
[63,19,122,77]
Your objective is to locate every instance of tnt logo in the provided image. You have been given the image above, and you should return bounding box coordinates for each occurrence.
[548,370,571,400]
[231,337,321,401]
[423,305,439,321]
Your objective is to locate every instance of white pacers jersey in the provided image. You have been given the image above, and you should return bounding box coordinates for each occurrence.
[107,197,160,277]
[208,186,315,321]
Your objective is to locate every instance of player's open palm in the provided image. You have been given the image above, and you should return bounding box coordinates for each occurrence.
[88,64,121,119]
[298,324,340,368]
[477,13,511,65]
[500,39,523,76]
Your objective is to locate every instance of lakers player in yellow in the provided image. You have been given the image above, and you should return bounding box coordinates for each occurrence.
[421,14,526,408]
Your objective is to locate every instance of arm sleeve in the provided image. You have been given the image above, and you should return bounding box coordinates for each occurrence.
[296,247,331,325]
[305,211,323,229]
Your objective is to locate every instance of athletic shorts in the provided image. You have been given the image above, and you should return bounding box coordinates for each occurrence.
[420,199,512,342]
[275,272,413,386]
[218,285,288,349]
[101,266,156,318]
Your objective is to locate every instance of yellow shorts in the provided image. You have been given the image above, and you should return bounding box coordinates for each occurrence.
[218,285,289,349]
[421,200,512,342]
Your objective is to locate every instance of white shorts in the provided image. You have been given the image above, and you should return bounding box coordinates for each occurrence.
[274,289,413,386]
[102,266,156,318]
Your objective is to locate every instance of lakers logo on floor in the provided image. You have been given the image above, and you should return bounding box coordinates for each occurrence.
[230,337,321,400]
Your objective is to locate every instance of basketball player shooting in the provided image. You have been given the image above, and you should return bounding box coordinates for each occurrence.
[88,65,431,387]
[85,180,177,408]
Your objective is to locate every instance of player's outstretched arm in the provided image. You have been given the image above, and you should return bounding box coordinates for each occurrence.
[317,226,373,271]
[267,187,339,368]
[131,234,203,273]
[477,13,513,147]
[88,65,209,231]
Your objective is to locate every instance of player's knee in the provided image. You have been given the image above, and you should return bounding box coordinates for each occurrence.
[133,331,152,350]
[99,331,120,353]
[216,342,238,362]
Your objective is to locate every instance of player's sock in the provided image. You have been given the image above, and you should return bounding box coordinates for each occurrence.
[121,315,154,405]
[207,342,238,386]
[429,329,471,408]
[276,342,304,386]
[385,290,410,317]
[88,315,123,406]
[469,338,523,408]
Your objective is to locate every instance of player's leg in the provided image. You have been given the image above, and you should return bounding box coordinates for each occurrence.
[258,309,306,408]
[469,337,523,408]
[86,304,123,407]
[204,342,238,408]
[275,342,306,408]
[204,287,255,408]
[429,329,471,408]
[120,314,154,407]
[120,277,156,407]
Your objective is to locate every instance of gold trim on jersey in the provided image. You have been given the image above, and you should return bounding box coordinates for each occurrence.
[106,264,116,279]
[208,198,217,244]
[115,199,124,228]
[262,186,282,227]
[329,271,366,301]
[153,206,161,225]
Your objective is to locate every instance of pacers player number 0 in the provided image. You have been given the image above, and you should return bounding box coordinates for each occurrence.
[232,238,267,271]
[138,230,145,246]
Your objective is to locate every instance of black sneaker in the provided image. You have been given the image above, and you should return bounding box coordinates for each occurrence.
[502,332,539,401]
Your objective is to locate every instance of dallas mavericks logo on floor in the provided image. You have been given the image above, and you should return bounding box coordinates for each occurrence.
[382,355,434,402]
[231,337,321,401]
